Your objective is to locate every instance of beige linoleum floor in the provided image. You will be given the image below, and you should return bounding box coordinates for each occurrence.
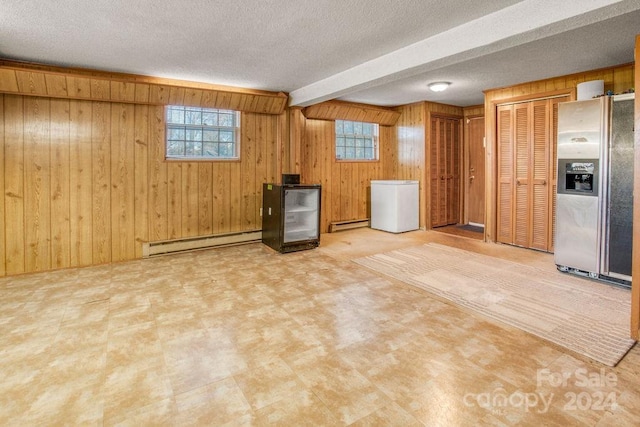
[1,228,638,426]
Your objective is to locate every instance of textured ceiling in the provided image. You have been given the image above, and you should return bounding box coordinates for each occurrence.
[1,0,639,107]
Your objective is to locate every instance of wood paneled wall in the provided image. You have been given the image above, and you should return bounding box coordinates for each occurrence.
[393,103,425,226]
[300,118,394,232]
[303,100,400,126]
[484,63,635,243]
[0,60,287,115]
[392,102,464,229]
[0,94,278,276]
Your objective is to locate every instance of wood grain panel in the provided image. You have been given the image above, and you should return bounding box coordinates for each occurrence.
[0,69,18,92]
[241,113,257,229]
[303,100,401,126]
[287,108,304,174]
[212,163,230,234]
[66,77,91,99]
[69,100,93,266]
[148,105,169,242]
[50,99,71,269]
[111,81,136,103]
[0,60,288,115]
[92,101,111,264]
[198,163,213,235]
[229,161,242,232]
[90,79,111,101]
[24,97,52,271]
[134,105,149,258]
[45,74,68,97]
[254,114,268,228]
[110,103,136,261]
[134,84,150,103]
[393,103,426,227]
[4,95,25,274]
[15,71,47,95]
[181,163,199,237]
[167,163,183,239]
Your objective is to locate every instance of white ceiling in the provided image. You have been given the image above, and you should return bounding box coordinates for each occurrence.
[1,0,639,108]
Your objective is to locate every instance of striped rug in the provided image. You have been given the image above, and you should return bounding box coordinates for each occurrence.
[354,243,636,366]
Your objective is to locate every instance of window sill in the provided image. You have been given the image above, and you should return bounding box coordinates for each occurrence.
[165,157,241,163]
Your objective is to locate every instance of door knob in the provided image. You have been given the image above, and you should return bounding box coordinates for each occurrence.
[470,175,475,181]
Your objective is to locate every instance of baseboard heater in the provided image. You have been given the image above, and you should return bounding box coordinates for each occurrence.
[142,230,262,257]
[329,218,369,233]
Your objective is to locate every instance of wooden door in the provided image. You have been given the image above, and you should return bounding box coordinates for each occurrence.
[530,100,550,251]
[430,115,461,227]
[496,96,569,252]
[497,105,514,243]
[446,118,461,225]
[513,103,530,247]
[466,117,485,225]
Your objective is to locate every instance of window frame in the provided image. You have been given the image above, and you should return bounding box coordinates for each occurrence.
[334,119,379,162]
[165,105,241,161]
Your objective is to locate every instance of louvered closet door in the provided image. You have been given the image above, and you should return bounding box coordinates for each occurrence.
[530,100,550,251]
[496,96,568,252]
[497,105,513,243]
[513,103,530,247]
[430,115,461,227]
[430,118,444,227]
[446,119,461,225]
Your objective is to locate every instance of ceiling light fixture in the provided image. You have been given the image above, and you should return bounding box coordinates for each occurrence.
[428,82,450,92]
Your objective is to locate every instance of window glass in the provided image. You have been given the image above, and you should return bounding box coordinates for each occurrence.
[335,120,379,161]
[166,106,240,159]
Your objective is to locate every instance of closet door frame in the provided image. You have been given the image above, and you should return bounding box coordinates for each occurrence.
[426,111,463,229]
[491,90,574,251]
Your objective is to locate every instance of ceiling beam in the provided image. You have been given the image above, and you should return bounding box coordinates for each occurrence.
[289,0,637,107]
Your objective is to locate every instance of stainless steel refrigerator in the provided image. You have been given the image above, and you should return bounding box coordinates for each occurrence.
[555,94,634,286]
[261,183,321,253]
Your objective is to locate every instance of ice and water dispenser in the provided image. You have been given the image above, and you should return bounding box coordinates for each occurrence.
[558,161,597,195]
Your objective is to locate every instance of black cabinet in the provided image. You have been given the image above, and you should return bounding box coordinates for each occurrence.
[262,183,321,253]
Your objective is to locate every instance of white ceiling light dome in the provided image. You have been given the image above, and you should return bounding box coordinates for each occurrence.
[428,82,450,92]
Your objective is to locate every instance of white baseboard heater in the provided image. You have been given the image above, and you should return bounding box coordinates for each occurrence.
[142,230,262,257]
[329,218,369,233]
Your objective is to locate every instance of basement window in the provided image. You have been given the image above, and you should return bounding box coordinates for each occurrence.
[166,106,240,160]
[335,120,378,161]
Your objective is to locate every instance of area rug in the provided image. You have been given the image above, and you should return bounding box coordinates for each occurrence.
[354,243,636,366]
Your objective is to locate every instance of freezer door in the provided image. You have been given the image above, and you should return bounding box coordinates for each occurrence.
[554,193,600,273]
[603,95,634,278]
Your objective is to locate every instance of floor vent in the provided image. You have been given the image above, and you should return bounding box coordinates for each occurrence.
[142,230,262,257]
[329,219,370,233]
